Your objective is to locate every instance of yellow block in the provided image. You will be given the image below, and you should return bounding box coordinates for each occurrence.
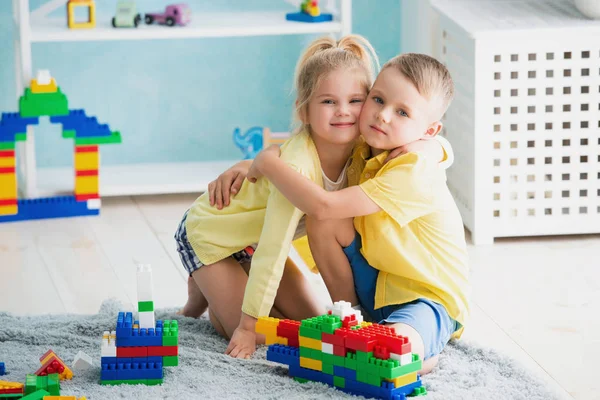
[67,0,96,29]
[0,156,15,168]
[40,351,73,380]
[299,336,321,351]
[0,381,23,390]
[300,357,322,371]
[256,316,280,339]
[359,321,373,328]
[75,175,99,195]
[30,78,58,93]
[74,151,99,171]
[0,173,17,198]
[265,334,287,346]
[44,397,87,400]
[385,372,418,388]
[0,205,18,216]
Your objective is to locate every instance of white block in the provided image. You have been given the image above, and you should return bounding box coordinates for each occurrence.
[87,198,101,210]
[326,300,354,319]
[321,342,334,354]
[136,264,154,302]
[72,351,93,370]
[36,69,51,85]
[139,311,155,330]
[101,330,116,357]
[390,352,413,366]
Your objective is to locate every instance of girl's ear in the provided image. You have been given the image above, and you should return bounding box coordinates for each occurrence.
[297,100,308,124]
[425,121,443,138]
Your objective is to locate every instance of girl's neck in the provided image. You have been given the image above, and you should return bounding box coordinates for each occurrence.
[312,135,355,182]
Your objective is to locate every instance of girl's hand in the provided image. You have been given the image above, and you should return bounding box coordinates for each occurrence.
[207,160,252,209]
[248,145,281,183]
[225,326,256,359]
[384,138,444,164]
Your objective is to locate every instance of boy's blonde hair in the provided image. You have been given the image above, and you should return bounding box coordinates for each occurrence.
[383,53,454,120]
[293,35,379,134]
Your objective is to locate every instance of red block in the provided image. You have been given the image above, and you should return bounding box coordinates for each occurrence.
[0,199,17,206]
[384,335,411,355]
[0,150,15,157]
[0,388,24,394]
[333,345,347,357]
[147,345,178,356]
[277,319,300,347]
[322,332,344,346]
[75,145,99,153]
[75,193,99,202]
[374,344,390,360]
[342,315,357,328]
[0,167,15,174]
[345,330,377,353]
[117,346,148,357]
[35,358,65,376]
[75,169,99,177]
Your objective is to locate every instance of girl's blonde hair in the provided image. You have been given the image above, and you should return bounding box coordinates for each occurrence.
[292,34,380,134]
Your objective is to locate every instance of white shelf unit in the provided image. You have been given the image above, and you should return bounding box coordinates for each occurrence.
[12,0,352,197]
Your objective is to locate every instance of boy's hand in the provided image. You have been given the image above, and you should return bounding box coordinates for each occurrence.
[225,326,256,359]
[207,160,252,209]
[385,138,443,164]
[248,145,281,183]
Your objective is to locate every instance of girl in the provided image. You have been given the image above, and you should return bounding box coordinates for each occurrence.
[175,34,379,358]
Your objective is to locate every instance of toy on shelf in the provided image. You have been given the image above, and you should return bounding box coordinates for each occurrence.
[286,0,333,23]
[35,350,73,381]
[67,0,96,29]
[233,127,291,159]
[72,351,93,371]
[112,0,142,28]
[145,4,191,27]
[256,301,427,400]
[100,265,179,386]
[0,70,122,224]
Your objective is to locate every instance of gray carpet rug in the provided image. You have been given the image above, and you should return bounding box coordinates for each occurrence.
[0,299,565,400]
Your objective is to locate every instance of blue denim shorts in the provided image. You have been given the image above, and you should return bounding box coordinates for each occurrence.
[343,234,459,360]
[174,209,256,275]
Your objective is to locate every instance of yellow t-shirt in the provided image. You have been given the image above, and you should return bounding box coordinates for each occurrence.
[185,131,362,318]
[352,143,470,335]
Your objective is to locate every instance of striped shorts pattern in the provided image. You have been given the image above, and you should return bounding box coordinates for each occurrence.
[174,209,256,275]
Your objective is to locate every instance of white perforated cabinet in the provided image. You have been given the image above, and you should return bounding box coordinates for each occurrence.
[430,0,600,244]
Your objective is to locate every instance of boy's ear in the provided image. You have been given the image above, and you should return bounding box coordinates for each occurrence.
[424,121,443,138]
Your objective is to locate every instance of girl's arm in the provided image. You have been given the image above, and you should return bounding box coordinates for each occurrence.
[249,146,381,220]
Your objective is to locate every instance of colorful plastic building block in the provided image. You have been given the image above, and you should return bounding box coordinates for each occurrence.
[112,1,142,28]
[0,362,5,376]
[20,389,50,400]
[145,4,191,27]
[71,351,93,371]
[0,380,23,397]
[67,0,96,29]
[100,265,179,385]
[286,0,332,23]
[256,301,426,400]
[0,196,100,224]
[24,373,60,396]
[35,350,73,381]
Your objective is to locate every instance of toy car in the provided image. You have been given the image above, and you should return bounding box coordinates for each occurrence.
[144,4,191,27]
[111,0,141,28]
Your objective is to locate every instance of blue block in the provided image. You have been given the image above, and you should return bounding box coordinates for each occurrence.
[285,12,333,22]
[129,357,147,363]
[333,365,356,381]
[116,362,163,380]
[147,356,162,364]
[101,357,117,364]
[0,112,38,142]
[51,109,112,138]
[116,357,131,363]
[289,363,334,386]
[388,376,422,399]
[0,362,5,375]
[266,344,300,367]
[116,320,163,347]
[0,196,99,224]
[101,363,118,380]
[116,312,133,338]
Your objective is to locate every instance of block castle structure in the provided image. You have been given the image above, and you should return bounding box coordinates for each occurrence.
[256,301,427,400]
[0,70,121,223]
[100,265,179,385]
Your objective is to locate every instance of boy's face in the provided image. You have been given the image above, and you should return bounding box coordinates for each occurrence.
[304,68,367,146]
[359,67,441,152]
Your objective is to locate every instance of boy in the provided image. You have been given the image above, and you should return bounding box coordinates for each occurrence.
[247,53,470,374]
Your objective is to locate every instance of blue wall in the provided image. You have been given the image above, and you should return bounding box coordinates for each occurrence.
[0,1,400,168]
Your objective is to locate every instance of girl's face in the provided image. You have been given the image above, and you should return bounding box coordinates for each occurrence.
[303,68,367,146]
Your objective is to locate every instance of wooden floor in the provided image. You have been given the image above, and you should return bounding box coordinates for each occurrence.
[1,194,595,400]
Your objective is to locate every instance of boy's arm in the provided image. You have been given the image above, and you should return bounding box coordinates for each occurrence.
[251,147,381,220]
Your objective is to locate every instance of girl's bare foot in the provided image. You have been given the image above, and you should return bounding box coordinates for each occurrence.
[178,276,209,318]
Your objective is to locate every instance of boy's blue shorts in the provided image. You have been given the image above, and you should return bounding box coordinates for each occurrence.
[343,233,460,360]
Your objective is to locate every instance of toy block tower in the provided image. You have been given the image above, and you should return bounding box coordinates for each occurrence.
[100,265,179,385]
[256,301,427,400]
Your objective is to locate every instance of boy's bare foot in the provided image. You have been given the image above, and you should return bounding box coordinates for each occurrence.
[178,276,209,318]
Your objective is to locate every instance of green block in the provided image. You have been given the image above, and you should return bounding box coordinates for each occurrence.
[46,373,60,396]
[75,130,121,145]
[101,379,147,385]
[379,355,422,379]
[294,377,308,383]
[19,88,69,118]
[20,390,50,400]
[163,320,179,346]
[299,325,321,340]
[322,363,334,375]
[146,379,164,386]
[345,353,357,370]
[24,374,38,395]
[356,351,373,363]
[333,376,345,388]
[333,355,346,367]
[163,355,178,367]
[299,346,311,358]
[0,394,26,399]
[321,353,334,365]
[15,133,26,141]
[62,130,75,139]
[320,315,342,334]
[367,373,381,387]
[350,325,362,330]
[310,349,322,361]
[138,301,154,312]
[367,358,381,376]
[0,141,15,150]
[356,369,369,384]
[410,386,428,397]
